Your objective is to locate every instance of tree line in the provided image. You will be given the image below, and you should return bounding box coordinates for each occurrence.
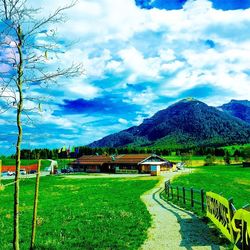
[5,145,249,161]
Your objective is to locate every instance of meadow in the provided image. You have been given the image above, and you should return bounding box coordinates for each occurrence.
[170,165,250,209]
[0,175,158,249]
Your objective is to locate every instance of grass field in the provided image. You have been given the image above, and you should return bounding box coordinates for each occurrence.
[163,155,243,167]
[1,159,39,166]
[0,175,158,249]
[170,165,250,209]
[164,155,206,162]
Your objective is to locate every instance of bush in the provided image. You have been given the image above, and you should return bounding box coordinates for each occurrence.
[204,154,216,166]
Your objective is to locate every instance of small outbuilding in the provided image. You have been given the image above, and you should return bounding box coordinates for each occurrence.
[71,154,171,173]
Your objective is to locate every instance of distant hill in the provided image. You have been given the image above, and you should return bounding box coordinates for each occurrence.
[218,100,250,124]
[88,98,250,149]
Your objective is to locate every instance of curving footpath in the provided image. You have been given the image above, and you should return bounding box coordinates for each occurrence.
[140,171,226,250]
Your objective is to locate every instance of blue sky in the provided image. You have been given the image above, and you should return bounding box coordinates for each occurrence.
[1,0,250,155]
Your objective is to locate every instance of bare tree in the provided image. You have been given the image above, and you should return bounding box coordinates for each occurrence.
[0,1,83,249]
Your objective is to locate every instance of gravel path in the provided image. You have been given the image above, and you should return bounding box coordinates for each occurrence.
[141,171,226,250]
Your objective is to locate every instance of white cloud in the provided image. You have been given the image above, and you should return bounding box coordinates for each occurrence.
[124,87,157,105]
[28,0,250,102]
[118,118,128,124]
[66,80,100,100]
[119,47,162,82]
[2,0,250,153]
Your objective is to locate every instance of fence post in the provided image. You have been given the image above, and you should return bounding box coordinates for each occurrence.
[165,181,170,198]
[182,187,186,204]
[177,186,179,201]
[171,186,174,199]
[201,189,205,212]
[228,197,234,219]
[30,159,41,250]
[191,187,194,208]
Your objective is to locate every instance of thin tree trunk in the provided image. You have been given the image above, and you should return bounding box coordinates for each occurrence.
[14,24,24,250]
[30,159,41,250]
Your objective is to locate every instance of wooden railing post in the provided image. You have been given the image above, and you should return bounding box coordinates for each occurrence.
[165,181,170,198]
[182,187,186,204]
[191,187,194,208]
[177,186,179,201]
[228,197,234,219]
[30,160,41,250]
[201,189,205,212]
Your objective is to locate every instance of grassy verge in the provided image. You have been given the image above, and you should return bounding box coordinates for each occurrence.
[169,165,250,209]
[1,159,38,166]
[0,175,158,249]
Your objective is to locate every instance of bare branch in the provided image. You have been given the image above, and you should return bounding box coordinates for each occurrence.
[25,1,78,38]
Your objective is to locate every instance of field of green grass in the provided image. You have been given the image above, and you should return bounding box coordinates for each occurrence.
[1,159,39,166]
[163,155,243,167]
[170,165,250,209]
[0,175,158,249]
[164,155,206,162]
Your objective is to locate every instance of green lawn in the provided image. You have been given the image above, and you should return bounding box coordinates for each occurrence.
[170,165,250,209]
[1,159,38,166]
[164,155,205,162]
[0,175,158,249]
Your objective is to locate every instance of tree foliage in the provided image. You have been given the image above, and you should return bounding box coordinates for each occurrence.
[0,1,82,249]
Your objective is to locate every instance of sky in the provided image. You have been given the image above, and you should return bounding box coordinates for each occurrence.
[1,0,250,155]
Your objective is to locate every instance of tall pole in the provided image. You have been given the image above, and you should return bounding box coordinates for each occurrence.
[30,159,41,250]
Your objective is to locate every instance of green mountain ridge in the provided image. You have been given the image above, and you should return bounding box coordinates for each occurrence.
[218,99,250,124]
[88,99,250,149]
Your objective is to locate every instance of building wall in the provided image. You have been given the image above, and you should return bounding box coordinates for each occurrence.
[86,165,101,173]
[140,165,151,173]
[1,164,38,173]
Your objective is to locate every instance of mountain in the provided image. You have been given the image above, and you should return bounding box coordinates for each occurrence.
[88,98,250,149]
[218,100,250,124]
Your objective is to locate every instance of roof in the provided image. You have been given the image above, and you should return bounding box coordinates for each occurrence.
[113,154,152,164]
[72,154,168,166]
[72,155,111,165]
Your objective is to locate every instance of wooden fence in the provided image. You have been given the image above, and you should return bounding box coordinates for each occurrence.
[165,180,206,212]
[164,180,250,250]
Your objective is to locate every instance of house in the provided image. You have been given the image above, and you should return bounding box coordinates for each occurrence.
[71,154,172,173]
[71,155,111,173]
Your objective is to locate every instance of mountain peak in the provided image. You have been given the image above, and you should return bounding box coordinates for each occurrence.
[178,97,200,103]
[219,100,250,123]
[228,99,250,106]
[89,99,250,149]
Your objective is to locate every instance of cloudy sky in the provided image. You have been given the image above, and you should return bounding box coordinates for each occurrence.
[1,0,250,155]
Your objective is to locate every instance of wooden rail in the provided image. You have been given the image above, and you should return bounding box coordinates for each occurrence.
[164,180,250,249]
[165,180,206,212]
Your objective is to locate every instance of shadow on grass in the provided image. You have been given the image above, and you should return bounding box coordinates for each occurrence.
[152,188,227,250]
